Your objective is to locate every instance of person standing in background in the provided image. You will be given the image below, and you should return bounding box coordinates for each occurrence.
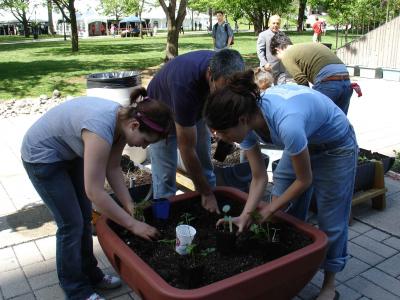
[312,17,323,42]
[256,15,290,85]
[212,11,234,50]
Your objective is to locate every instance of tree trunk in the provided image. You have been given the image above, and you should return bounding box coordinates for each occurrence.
[209,7,212,31]
[159,0,187,61]
[165,17,179,60]
[68,1,79,52]
[297,0,307,32]
[22,19,30,37]
[252,12,264,34]
[47,0,56,35]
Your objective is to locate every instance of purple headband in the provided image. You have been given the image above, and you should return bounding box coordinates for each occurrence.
[136,111,165,134]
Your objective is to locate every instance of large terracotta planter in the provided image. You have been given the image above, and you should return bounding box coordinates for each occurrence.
[96,187,327,300]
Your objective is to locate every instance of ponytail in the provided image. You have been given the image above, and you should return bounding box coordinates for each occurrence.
[119,87,174,139]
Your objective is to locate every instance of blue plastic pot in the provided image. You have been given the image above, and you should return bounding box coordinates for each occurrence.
[152,198,170,219]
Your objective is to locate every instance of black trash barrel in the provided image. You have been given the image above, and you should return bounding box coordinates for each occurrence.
[86,71,141,106]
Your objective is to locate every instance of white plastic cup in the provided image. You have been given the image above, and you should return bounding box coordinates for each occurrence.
[175,225,196,255]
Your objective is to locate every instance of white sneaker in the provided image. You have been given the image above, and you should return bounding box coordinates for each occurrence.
[86,293,105,300]
[94,275,122,289]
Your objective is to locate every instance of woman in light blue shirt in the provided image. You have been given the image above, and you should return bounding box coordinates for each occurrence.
[21,88,173,300]
[204,70,357,300]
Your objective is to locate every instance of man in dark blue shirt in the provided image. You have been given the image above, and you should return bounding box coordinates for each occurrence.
[147,49,245,213]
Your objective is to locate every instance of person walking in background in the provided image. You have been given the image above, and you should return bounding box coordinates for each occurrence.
[195,21,198,31]
[256,15,290,84]
[21,89,174,300]
[147,49,245,215]
[179,25,184,34]
[212,10,234,50]
[312,16,323,42]
[270,32,353,114]
[204,70,358,300]
[110,23,116,38]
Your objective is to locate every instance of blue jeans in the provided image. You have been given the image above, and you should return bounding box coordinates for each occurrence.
[22,158,104,300]
[313,79,353,115]
[149,119,216,199]
[272,128,358,273]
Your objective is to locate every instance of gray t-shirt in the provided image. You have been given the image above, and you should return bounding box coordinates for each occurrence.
[21,97,120,163]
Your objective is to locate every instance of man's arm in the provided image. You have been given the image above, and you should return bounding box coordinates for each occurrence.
[175,123,213,195]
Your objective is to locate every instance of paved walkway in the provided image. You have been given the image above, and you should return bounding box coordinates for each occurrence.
[0,77,400,300]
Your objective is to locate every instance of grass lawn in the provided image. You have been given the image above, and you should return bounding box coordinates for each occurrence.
[0,30,358,101]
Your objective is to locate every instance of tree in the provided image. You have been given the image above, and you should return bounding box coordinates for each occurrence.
[296,0,307,32]
[53,0,78,52]
[47,0,55,35]
[0,0,31,37]
[159,0,188,60]
[99,0,139,22]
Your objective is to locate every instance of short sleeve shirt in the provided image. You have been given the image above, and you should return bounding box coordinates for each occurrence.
[240,85,350,156]
[147,50,213,127]
[212,22,233,49]
[21,97,120,163]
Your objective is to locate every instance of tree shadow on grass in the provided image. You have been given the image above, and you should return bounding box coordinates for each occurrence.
[0,56,163,99]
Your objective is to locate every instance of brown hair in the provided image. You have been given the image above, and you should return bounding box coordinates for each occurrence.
[203,69,260,130]
[118,87,174,139]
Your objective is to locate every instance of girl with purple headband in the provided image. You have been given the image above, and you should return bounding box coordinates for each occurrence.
[21,87,173,300]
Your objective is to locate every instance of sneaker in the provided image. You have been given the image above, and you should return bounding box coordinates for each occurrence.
[94,275,122,290]
[86,293,105,300]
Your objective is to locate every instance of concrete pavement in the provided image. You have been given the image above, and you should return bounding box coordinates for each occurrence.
[0,77,400,299]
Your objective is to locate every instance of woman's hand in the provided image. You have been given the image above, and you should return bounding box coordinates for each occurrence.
[128,220,160,241]
[201,193,221,214]
[216,213,252,233]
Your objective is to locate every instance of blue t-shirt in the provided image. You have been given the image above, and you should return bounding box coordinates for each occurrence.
[240,85,351,155]
[147,50,213,127]
[21,97,120,163]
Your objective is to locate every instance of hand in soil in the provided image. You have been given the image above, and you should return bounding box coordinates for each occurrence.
[128,220,160,241]
[201,193,220,214]
[217,213,251,233]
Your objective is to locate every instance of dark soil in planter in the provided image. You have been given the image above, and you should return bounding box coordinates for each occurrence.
[104,154,152,193]
[211,141,241,167]
[109,196,312,289]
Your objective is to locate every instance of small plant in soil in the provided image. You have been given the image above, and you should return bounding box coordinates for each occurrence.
[216,204,236,255]
[222,204,233,233]
[133,199,152,222]
[158,238,176,248]
[249,210,280,243]
[178,212,195,225]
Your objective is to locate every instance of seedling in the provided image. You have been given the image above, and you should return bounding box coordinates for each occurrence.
[132,199,152,222]
[178,212,195,225]
[158,238,176,249]
[200,247,216,257]
[222,204,233,233]
[249,210,279,243]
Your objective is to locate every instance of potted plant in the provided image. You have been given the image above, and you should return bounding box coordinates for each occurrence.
[96,187,328,300]
[216,205,236,255]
